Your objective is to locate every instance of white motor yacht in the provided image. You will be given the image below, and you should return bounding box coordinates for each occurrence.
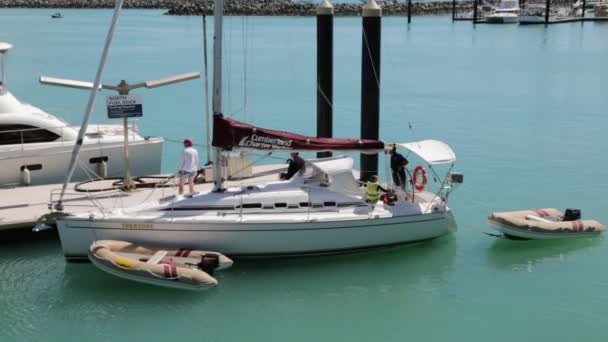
[485,0,520,23]
[0,42,164,187]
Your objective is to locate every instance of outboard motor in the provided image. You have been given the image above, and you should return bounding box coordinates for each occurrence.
[563,208,581,221]
[198,254,220,275]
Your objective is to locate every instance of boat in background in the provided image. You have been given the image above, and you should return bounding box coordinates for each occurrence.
[485,0,520,23]
[0,42,164,187]
[518,6,547,24]
[488,208,605,239]
[595,1,608,16]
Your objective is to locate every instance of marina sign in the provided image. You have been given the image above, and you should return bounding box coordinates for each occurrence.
[107,94,143,118]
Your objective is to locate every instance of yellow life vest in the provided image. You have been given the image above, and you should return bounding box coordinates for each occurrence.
[367,181,380,202]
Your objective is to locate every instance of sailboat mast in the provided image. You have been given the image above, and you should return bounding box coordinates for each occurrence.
[202,15,211,164]
[212,0,224,191]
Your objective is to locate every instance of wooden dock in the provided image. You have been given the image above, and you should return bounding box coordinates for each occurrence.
[0,163,287,232]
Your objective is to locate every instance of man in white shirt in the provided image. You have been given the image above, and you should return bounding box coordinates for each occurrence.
[177,138,199,195]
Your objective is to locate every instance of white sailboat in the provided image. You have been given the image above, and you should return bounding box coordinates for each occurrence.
[485,0,520,23]
[55,0,462,260]
[0,42,163,187]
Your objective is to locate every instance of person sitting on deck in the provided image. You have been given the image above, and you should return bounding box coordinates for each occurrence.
[366,175,388,203]
[280,152,306,180]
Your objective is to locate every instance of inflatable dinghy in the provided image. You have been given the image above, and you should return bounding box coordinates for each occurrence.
[88,240,233,290]
[488,208,605,240]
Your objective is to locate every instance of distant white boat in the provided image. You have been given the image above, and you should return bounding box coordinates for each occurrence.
[485,0,520,23]
[0,42,164,187]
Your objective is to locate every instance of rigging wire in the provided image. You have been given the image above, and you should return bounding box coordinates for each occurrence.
[226,16,233,116]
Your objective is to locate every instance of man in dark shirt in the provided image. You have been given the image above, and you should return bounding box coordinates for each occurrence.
[389,146,408,190]
[281,152,306,180]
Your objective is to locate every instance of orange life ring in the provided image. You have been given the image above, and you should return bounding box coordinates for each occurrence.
[413,165,428,191]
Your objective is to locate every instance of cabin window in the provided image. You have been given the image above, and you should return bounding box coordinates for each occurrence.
[236,203,263,209]
[274,203,287,208]
[299,202,310,207]
[89,156,109,164]
[0,124,60,145]
[20,164,42,171]
[323,202,337,207]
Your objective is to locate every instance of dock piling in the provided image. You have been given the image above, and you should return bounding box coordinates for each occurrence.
[545,0,550,24]
[582,0,587,17]
[473,0,478,23]
[360,0,381,182]
[452,0,456,21]
[408,0,412,23]
[316,0,334,158]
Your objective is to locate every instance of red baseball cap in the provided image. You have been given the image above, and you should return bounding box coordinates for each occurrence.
[183,138,193,145]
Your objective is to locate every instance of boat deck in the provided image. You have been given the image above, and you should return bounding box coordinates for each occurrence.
[0,163,287,232]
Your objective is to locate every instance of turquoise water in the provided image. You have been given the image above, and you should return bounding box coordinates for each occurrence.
[2,8,608,342]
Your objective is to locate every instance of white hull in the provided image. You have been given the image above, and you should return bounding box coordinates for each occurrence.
[0,138,163,186]
[490,221,601,240]
[59,211,456,260]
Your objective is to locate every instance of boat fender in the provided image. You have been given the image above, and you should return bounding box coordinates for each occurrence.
[97,160,107,179]
[412,165,427,191]
[20,166,31,186]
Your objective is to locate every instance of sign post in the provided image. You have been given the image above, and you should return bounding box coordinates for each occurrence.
[107,91,143,191]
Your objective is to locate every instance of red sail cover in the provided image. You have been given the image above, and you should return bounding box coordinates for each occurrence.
[212,115,384,152]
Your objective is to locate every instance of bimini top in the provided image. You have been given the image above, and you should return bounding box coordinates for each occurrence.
[212,114,384,153]
[396,140,456,165]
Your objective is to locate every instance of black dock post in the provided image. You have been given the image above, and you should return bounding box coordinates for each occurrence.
[521,0,526,11]
[360,0,382,182]
[582,0,587,17]
[316,0,334,158]
[473,0,478,23]
[545,0,550,23]
[452,0,457,21]
[408,0,412,23]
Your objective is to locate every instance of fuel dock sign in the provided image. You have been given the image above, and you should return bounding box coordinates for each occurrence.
[107,94,143,118]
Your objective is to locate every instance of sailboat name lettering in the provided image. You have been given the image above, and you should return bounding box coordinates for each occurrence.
[121,223,153,230]
[238,134,293,149]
